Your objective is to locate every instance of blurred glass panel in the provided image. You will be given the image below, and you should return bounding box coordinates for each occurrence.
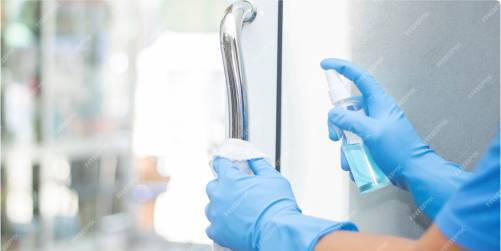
[2,0,226,250]
[134,31,224,244]
[132,0,226,245]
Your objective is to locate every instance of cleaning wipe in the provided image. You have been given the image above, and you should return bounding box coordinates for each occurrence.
[210,138,272,177]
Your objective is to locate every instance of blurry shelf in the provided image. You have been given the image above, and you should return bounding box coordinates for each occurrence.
[1,132,131,162]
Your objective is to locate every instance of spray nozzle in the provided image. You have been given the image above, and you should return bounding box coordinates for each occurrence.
[324,69,351,104]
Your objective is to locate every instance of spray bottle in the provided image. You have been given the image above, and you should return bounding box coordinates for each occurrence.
[325,70,390,193]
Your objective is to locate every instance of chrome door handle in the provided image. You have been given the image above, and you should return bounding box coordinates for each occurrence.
[220,0,256,140]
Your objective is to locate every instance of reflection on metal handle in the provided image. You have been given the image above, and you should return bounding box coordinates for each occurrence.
[215,3,257,250]
[220,0,256,140]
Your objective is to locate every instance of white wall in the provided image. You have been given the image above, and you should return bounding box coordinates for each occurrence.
[348,1,499,237]
[281,0,352,221]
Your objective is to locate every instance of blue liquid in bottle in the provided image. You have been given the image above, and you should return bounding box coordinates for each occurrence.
[342,143,390,193]
[336,98,390,194]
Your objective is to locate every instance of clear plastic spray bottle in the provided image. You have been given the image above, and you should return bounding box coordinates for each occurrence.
[325,70,390,194]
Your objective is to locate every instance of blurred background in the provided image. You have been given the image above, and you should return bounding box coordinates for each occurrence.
[1,0,228,250]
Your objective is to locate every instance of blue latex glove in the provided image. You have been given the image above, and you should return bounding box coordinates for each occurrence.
[206,157,357,251]
[321,58,472,219]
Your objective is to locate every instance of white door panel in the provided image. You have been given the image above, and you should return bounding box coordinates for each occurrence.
[281,0,352,221]
[242,0,279,163]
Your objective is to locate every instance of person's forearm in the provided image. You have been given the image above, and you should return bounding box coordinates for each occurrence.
[315,224,463,251]
[315,231,416,251]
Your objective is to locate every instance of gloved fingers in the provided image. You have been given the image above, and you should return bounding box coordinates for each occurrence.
[328,116,343,141]
[206,225,216,241]
[207,225,227,247]
[206,179,218,199]
[328,107,377,140]
[320,58,385,100]
[212,157,245,179]
[205,204,211,221]
[248,158,277,176]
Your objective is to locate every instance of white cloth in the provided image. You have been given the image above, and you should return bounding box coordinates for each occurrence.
[210,139,271,177]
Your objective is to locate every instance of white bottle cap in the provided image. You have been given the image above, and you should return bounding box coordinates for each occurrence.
[325,69,351,104]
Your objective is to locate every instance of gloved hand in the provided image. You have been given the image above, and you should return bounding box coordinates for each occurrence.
[206,157,357,251]
[321,58,472,219]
